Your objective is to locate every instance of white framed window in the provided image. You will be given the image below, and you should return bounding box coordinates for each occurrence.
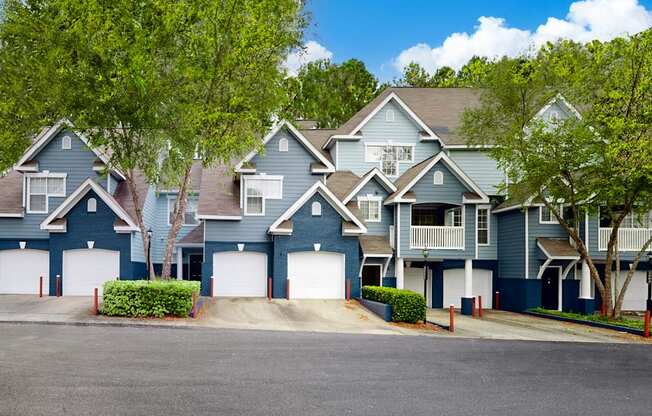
[358,195,381,223]
[477,206,490,245]
[433,170,444,185]
[386,109,395,122]
[26,173,67,214]
[539,206,559,224]
[87,198,97,213]
[168,196,199,226]
[311,201,322,217]
[279,137,289,152]
[244,175,283,216]
[364,143,414,177]
[62,136,72,150]
[445,207,463,227]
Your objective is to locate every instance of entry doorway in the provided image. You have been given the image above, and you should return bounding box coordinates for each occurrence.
[361,265,382,287]
[541,267,561,310]
[187,254,203,281]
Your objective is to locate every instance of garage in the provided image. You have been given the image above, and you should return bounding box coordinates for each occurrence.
[213,251,267,297]
[404,266,432,307]
[0,249,49,294]
[287,251,345,299]
[443,268,493,309]
[612,271,647,311]
[63,249,120,296]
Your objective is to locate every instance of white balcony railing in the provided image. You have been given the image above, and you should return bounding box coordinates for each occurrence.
[410,226,464,250]
[598,227,652,251]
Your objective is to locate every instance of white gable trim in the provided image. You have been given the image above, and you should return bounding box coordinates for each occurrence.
[534,93,582,121]
[40,178,139,232]
[346,92,441,143]
[386,152,489,204]
[342,168,397,204]
[268,181,367,235]
[235,121,335,173]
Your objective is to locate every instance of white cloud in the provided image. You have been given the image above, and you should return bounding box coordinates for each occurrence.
[393,0,652,73]
[283,40,333,76]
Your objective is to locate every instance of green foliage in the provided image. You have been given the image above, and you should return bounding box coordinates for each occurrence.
[396,56,495,88]
[101,280,200,318]
[283,59,379,128]
[362,286,426,323]
[530,308,644,330]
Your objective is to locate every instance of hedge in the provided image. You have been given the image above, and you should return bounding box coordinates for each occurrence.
[361,286,426,323]
[101,280,200,318]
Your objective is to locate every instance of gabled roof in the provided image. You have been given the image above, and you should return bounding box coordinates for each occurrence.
[359,235,393,256]
[342,168,397,204]
[196,164,241,220]
[325,171,361,201]
[113,169,152,222]
[537,237,580,260]
[234,121,335,173]
[268,181,367,235]
[178,223,204,245]
[41,178,139,233]
[385,152,489,204]
[533,93,583,121]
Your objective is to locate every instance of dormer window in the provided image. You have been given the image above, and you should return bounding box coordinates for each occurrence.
[25,173,66,214]
[87,198,97,213]
[62,136,72,150]
[311,201,322,216]
[386,109,395,122]
[433,171,444,185]
[279,138,289,152]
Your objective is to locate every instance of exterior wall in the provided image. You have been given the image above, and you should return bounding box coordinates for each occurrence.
[477,210,498,260]
[0,131,105,239]
[149,193,195,263]
[48,190,134,295]
[204,127,320,242]
[496,210,525,279]
[527,206,570,279]
[586,213,639,261]
[410,161,466,205]
[352,178,393,236]
[448,150,502,196]
[272,194,360,298]
[335,100,441,176]
[130,185,157,263]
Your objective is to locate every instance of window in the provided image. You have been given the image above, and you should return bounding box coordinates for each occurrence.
[386,109,395,122]
[279,138,289,152]
[433,171,444,185]
[87,198,97,213]
[168,197,199,225]
[26,174,66,214]
[445,207,462,227]
[539,206,558,224]
[477,207,489,245]
[365,144,414,177]
[311,201,322,216]
[62,136,72,150]
[358,196,381,222]
[244,176,283,216]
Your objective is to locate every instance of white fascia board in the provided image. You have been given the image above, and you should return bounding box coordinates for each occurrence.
[323,134,362,150]
[534,94,582,121]
[342,168,397,204]
[0,212,24,218]
[443,144,496,149]
[196,214,242,220]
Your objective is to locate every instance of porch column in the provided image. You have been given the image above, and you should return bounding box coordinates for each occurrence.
[578,260,595,314]
[396,257,404,289]
[461,259,474,315]
[176,247,183,281]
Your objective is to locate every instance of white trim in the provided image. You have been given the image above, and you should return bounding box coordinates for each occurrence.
[40,178,139,232]
[442,144,496,149]
[234,121,335,173]
[525,209,529,279]
[342,167,396,204]
[323,134,362,150]
[396,204,401,258]
[477,205,490,247]
[278,137,289,152]
[25,173,68,214]
[167,195,200,226]
[357,195,382,223]
[363,142,415,178]
[537,264,563,311]
[334,141,339,170]
[268,181,367,235]
[242,175,283,216]
[196,214,242,220]
[311,201,322,216]
[539,206,559,224]
[533,93,583,121]
[360,263,383,286]
[0,213,24,218]
[385,152,489,204]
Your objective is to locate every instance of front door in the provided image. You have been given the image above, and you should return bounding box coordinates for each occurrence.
[361,265,381,288]
[541,268,559,310]
[188,255,203,281]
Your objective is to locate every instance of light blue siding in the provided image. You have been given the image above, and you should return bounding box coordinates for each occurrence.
[353,179,393,236]
[477,210,498,260]
[336,100,441,176]
[585,213,639,261]
[410,161,467,205]
[130,185,157,263]
[497,210,525,279]
[205,127,320,242]
[448,150,502,196]
[0,131,105,239]
[149,193,196,263]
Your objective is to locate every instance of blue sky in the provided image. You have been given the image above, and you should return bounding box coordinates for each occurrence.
[289,0,652,81]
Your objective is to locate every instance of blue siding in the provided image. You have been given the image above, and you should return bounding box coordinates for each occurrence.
[410,161,467,205]
[353,178,393,236]
[0,131,105,239]
[477,210,498,260]
[336,100,441,176]
[448,150,502,196]
[204,127,321,242]
[586,213,639,261]
[148,193,195,263]
[131,185,157,263]
[497,210,525,279]
[527,207,570,279]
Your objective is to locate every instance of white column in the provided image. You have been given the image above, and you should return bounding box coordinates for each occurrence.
[464,258,473,298]
[176,248,183,281]
[580,260,592,299]
[396,257,404,289]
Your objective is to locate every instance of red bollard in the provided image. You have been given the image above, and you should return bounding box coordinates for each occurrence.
[268,277,272,301]
[346,279,351,303]
[494,291,500,310]
[449,304,455,333]
[39,276,43,298]
[471,297,476,318]
[56,275,61,297]
[644,311,650,338]
[478,295,483,318]
[209,277,214,298]
[93,288,99,315]
[286,279,290,300]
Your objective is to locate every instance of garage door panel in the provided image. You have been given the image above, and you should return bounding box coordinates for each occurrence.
[287,252,344,299]
[404,267,433,307]
[443,269,493,309]
[63,249,119,296]
[213,252,267,297]
[613,271,646,311]
[0,249,49,294]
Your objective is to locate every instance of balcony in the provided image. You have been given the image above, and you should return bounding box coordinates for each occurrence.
[410,225,465,249]
[598,227,652,251]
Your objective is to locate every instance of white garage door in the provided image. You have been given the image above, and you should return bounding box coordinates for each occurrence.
[287,251,345,299]
[213,251,267,297]
[612,271,647,311]
[443,269,493,309]
[0,249,49,294]
[63,249,120,296]
[404,267,432,307]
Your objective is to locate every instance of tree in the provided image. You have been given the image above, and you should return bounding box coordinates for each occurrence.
[395,57,494,88]
[283,58,379,128]
[461,33,652,318]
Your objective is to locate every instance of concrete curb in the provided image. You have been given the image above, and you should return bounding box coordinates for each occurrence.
[0,319,202,331]
[522,311,645,336]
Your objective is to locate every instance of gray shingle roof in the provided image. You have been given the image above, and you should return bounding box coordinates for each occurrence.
[299,128,335,164]
[537,237,579,258]
[178,223,204,244]
[197,164,241,217]
[0,170,24,216]
[359,235,393,256]
[326,171,362,201]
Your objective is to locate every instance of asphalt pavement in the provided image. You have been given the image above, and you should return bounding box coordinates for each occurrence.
[1,323,651,416]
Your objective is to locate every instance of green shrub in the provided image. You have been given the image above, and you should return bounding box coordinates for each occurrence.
[362,285,426,323]
[101,280,200,318]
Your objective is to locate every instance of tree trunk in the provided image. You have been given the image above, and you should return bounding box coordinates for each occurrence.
[161,166,192,279]
[125,171,155,280]
[614,235,652,318]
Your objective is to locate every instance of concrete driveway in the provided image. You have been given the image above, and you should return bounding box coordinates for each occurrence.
[0,294,93,323]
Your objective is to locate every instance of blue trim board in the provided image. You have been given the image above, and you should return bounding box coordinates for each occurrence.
[202,241,273,296]
[0,239,50,251]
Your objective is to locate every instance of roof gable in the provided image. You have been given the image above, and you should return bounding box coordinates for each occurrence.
[342,168,397,204]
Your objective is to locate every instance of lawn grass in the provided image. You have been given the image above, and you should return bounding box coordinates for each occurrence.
[529,307,645,330]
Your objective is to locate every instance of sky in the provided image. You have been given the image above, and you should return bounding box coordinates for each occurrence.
[285,0,652,81]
